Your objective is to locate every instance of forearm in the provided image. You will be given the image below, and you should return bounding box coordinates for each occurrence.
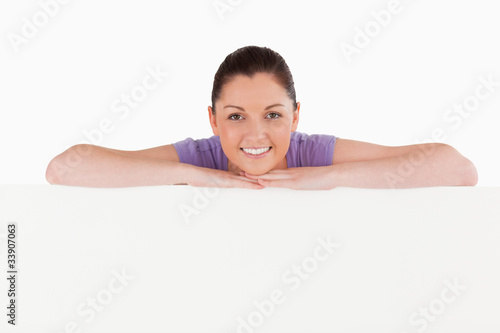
[46,144,195,188]
[329,144,478,189]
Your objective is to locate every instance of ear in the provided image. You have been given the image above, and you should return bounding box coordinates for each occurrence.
[208,106,220,136]
[291,101,300,132]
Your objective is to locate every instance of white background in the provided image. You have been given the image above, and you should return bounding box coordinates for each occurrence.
[1,0,499,185]
[1,185,499,332]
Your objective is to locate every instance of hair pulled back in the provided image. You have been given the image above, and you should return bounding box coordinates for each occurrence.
[211,45,297,114]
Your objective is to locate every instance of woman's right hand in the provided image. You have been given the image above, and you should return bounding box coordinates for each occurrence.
[186,166,265,190]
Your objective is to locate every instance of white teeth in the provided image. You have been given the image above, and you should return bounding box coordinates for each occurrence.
[243,147,270,155]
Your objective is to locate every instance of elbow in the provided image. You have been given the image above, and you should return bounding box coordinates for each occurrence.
[46,154,64,185]
[461,158,478,186]
[45,144,89,185]
[45,162,57,184]
[441,144,478,186]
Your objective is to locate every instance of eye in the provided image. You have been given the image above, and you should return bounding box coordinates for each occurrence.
[228,114,243,120]
[267,112,282,119]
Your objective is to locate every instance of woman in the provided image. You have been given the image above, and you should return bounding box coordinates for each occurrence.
[46,45,478,190]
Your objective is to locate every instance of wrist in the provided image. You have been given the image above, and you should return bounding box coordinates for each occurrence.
[170,161,198,185]
[326,164,340,189]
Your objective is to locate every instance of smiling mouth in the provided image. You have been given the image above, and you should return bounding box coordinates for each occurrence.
[240,147,272,155]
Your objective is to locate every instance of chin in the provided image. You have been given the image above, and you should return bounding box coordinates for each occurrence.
[244,166,271,176]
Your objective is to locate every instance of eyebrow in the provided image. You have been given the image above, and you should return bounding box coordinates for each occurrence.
[223,103,285,112]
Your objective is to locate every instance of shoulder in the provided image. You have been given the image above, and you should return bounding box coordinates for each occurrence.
[178,135,221,152]
[288,131,337,167]
[172,135,223,160]
[290,131,337,144]
[172,135,224,170]
[173,135,221,151]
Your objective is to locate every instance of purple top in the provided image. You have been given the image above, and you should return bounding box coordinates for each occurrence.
[172,131,337,170]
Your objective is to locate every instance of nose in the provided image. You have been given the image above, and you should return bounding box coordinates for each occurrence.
[246,118,267,139]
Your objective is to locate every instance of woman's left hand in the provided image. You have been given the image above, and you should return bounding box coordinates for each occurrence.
[240,166,336,190]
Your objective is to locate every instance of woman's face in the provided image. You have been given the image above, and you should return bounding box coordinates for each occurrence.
[208,72,300,175]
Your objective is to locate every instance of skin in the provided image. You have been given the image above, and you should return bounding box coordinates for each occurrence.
[208,72,299,176]
[205,72,478,190]
[46,70,477,190]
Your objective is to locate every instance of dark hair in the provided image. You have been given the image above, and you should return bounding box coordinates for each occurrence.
[211,45,298,115]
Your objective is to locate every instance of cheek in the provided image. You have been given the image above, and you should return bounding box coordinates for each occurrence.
[220,132,240,152]
[271,123,292,140]
[219,127,235,140]
[221,120,290,144]
[224,131,240,146]
[276,139,290,152]
[270,120,289,129]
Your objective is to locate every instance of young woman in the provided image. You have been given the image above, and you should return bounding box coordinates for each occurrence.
[46,46,478,190]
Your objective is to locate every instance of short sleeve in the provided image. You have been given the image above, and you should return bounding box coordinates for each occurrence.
[287,132,337,168]
[172,136,227,170]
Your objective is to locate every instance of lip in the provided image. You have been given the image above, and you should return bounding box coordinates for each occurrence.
[241,146,271,149]
[240,147,272,159]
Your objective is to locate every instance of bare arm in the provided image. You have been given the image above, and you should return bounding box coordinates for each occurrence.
[45,144,193,187]
[243,141,477,190]
[330,143,478,188]
[45,144,264,189]
[331,139,478,188]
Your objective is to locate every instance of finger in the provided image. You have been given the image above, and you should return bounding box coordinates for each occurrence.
[234,175,261,183]
[233,179,266,189]
[267,169,289,173]
[245,172,295,180]
[256,178,292,188]
[244,169,288,176]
